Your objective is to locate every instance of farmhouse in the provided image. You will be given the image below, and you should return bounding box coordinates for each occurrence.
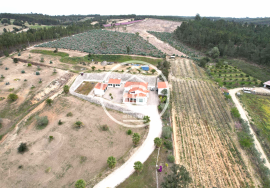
[94,83,108,96]
[263,81,270,89]
[158,82,168,95]
[108,78,121,88]
[123,82,150,105]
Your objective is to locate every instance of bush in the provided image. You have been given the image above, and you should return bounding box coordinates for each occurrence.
[36,71,40,75]
[107,156,116,169]
[8,93,18,101]
[127,129,132,135]
[168,155,175,163]
[231,107,240,119]
[58,120,63,125]
[74,121,83,128]
[40,57,44,62]
[162,126,172,139]
[164,140,173,150]
[66,112,73,117]
[154,137,162,148]
[132,133,141,146]
[21,70,25,74]
[36,116,49,128]
[13,58,18,63]
[75,179,86,188]
[63,85,69,94]
[18,143,28,154]
[49,136,54,142]
[237,132,253,148]
[101,124,109,131]
[46,99,53,106]
[27,63,32,67]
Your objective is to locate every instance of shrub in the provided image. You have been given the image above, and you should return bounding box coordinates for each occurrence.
[50,61,53,64]
[36,116,49,128]
[18,143,28,153]
[8,93,18,101]
[27,63,32,67]
[132,133,141,146]
[4,51,9,57]
[134,161,143,174]
[127,129,132,135]
[162,126,172,139]
[74,121,83,128]
[237,132,253,148]
[21,70,25,74]
[46,99,53,106]
[168,155,175,163]
[154,137,162,148]
[49,136,54,142]
[107,156,116,169]
[164,140,173,150]
[101,124,109,131]
[66,112,73,117]
[40,57,44,62]
[75,179,86,188]
[63,85,69,94]
[13,58,18,63]
[231,107,240,119]
[36,71,40,75]
[58,120,63,125]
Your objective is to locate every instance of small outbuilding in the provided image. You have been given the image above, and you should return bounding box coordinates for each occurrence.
[263,81,270,89]
[141,65,149,71]
[108,78,121,87]
[158,82,168,95]
[94,83,108,96]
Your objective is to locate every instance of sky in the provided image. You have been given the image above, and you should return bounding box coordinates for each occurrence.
[0,0,269,18]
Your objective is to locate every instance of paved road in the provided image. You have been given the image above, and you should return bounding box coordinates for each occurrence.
[94,105,162,188]
[229,88,270,169]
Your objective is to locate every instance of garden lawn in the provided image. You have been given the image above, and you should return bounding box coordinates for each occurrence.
[238,93,270,160]
[36,30,164,58]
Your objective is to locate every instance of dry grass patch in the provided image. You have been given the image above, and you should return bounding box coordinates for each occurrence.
[75,81,97,95]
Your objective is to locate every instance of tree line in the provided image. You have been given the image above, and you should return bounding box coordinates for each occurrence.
[0,20,102,56]
[174,15,270,66]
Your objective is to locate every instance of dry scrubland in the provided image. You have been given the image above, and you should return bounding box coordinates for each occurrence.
[0,56,68,138]
[108,18,185,56]
[0,95,146,187]
[170,58,254,187]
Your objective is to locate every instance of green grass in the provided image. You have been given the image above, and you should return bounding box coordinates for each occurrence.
[30,49,162,66]
[207,64,262,88]
[61,54,162,66]
[225,59,270,82]
[29,25,53,29]
[30,49,69,58]
[238,93,270,160]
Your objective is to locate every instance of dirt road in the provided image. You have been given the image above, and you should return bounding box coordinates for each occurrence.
[229,88,270,169]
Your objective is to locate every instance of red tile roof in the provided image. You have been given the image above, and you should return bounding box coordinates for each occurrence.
[124,82,148,89]
[158,82,167,89]
[108,78,121,84]
[95,83,108,90]
[123,93,147,98]
[129,87,149,93]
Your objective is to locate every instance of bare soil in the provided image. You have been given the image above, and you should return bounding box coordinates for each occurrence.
[107,18,185,56]
[0,95,147,187]
[0,55,67,137]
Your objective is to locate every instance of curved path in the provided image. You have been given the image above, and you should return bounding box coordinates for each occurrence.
[94,105,162,188]
[229,88,270,169]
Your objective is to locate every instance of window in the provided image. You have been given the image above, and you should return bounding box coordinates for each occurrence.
[139,99,143,102]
